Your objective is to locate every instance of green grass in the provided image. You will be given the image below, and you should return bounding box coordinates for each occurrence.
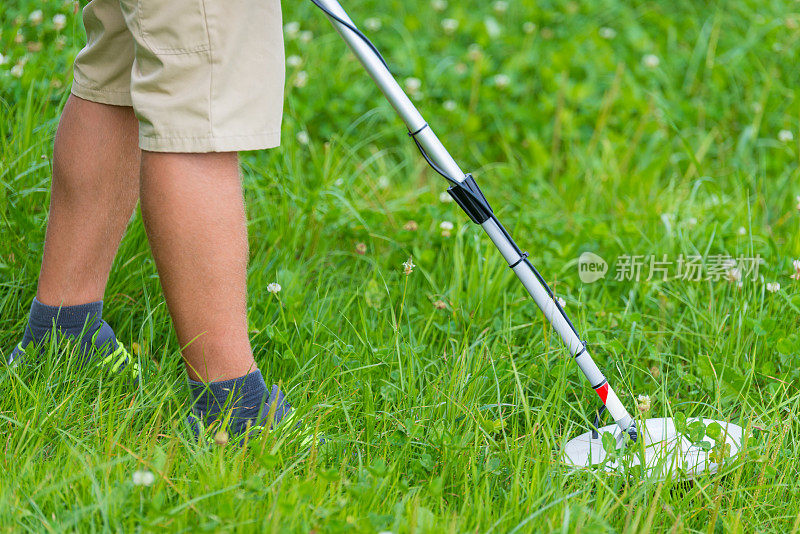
[2,0,800,531]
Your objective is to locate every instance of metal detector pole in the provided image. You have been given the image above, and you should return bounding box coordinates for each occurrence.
[311,0,637,441]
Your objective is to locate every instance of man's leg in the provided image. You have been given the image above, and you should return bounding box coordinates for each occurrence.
[139,152,293,437]
[38,95,140,306]
[138,152,257,383]
[10,95,139,368]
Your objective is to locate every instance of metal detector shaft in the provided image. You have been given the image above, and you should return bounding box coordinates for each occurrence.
[312,0,637,440]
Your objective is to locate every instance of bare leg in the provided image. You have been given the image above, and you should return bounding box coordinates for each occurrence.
[35,95,254,382]
[37,95,140,306]
[139,151,256,382]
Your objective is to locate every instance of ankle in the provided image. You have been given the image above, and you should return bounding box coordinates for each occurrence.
[36,286,105,308]
[183,353,258,382]
[188,369,268,435]
[181,334,256,382]
[19,297,120,362]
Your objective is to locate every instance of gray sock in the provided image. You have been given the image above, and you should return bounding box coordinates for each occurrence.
[13,297,119,363]
[188,370,292,437]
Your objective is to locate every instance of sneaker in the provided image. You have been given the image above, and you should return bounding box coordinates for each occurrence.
[96,340,141,383]
[188,384,320,447]
[6,328,140,383]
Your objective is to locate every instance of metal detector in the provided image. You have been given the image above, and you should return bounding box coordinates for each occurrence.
[309,0,744,478]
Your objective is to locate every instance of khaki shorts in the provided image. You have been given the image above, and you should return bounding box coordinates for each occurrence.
[72,0,285,152]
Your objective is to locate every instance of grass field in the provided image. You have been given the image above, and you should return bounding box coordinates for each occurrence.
[2,0,800,531]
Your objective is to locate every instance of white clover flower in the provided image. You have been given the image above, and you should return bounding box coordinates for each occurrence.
[403,256,415,275]
[284,21,300,38]
[467,44,483,61]
[796,195,800,211]
[454,62,468,75]
[11,62,24,78]
[726,267,742,283]
[299,30,313,43]
[766,282,780,293]
[493,74,510,89]
[642,54,660,68]
[214,430,229,446]
[737,226,747,236]
[296,131,309,145]
[440,221,453,237]
[438,191,453,203]
[599,27,616,39]
[29,10,44,25]
[132,470,155,487]
[791,259,800,280]
[404,77,423,99]
[443,100,457,111]
[14,32,24,44]
[403,220,419,231]
[431,0,447,12]
[355,242,367,255]
[293,70,308,88]
[637,394,651,413]
[492,1,508,14]
[377,175,390,189]
[404,77,422,93]
[778,129,794,142]
[286,55,302,68]
[267,282,282,294]
[556,296,566,308]
[53,14,67,30]
[484,17,502,38]
[441,18,459,35]
[522,22,536,34]
[364,17,382,31]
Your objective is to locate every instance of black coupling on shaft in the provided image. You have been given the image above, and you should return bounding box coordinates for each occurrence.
[592,406,638,443]
[626,422,638,443]
[447,173,493,224]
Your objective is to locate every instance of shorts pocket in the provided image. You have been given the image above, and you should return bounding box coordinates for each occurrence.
[136,0,210,54]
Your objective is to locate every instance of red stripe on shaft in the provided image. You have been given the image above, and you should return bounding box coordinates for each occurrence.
[596,383,609,404]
